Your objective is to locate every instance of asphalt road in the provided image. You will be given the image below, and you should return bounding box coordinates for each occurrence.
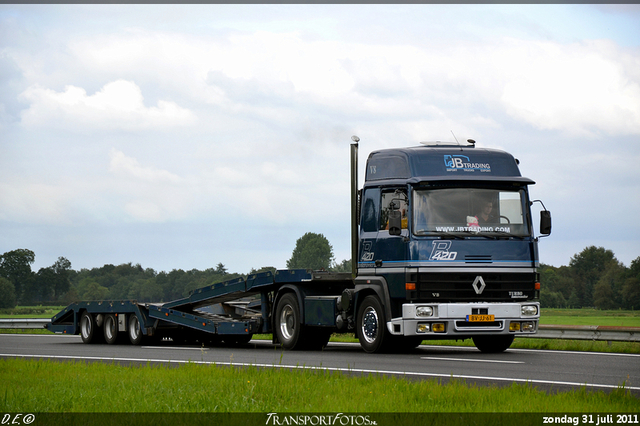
[1,334,639,395]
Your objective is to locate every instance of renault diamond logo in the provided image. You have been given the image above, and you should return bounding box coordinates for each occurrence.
[472,276,486,294]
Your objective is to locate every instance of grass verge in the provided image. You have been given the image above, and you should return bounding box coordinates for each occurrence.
[0,358,637,413]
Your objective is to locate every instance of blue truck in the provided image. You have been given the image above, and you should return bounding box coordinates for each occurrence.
[46,137,551,353]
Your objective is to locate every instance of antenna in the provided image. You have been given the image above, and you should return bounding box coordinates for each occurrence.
[451,130,459,145]
[451,130,463,151]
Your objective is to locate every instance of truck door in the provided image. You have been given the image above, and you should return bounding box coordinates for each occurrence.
[378,188,408,263]
[359,187,408,267]
[359,187,380,266]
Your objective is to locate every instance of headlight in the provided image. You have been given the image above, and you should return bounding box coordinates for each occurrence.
[416,306,433,317]
[521,322,535,332]
[521,305,538,316]
[417,323,430,333]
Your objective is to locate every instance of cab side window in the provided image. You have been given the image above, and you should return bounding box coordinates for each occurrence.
[380,189,408,231]
[360,188,380,233]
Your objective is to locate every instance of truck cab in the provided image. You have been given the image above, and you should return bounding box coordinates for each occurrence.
[351,141,550,353]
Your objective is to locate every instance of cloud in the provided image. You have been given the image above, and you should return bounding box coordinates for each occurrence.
[13,25,632,141]
[109,149,182,184]
[18,79,196,131]
[104,149,321,225]
[107,149,193,223]
[0,182,72,225]
[500,39,640,136]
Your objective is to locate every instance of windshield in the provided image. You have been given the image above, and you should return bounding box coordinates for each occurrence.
[413,187,530,237]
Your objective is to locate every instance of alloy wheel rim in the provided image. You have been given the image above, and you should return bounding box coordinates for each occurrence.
[361,307,378,344]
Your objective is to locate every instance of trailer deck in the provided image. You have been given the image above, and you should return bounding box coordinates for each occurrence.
[46,269,353,345]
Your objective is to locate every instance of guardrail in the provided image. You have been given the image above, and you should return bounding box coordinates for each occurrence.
[534,324,640,343]
[0,318,51,329]
[1,319,639,343]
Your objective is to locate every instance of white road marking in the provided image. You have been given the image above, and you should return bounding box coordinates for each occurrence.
[421,356,524,364]
[506,347,640,358]
[328,341,640,358]
[141,346,208,351]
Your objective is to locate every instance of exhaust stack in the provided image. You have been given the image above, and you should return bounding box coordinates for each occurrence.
[350,136,359,279]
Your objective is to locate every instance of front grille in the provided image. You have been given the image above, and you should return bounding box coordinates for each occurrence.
[465,255,492,263]
[416,272,535,302]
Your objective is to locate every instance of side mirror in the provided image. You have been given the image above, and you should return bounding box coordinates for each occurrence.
[388,210,402,236]
[540,210,552,235]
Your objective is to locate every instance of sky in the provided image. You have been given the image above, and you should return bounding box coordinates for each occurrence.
[1,4,639,275]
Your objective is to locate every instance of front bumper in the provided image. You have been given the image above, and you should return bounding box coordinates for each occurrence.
[388,302,540,337]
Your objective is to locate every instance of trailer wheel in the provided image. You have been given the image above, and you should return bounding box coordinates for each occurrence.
[357,295,391,353]
[128,314,144,345]
[472,334,514,353]
[275,293,303,350]
[80,311,103,344]
[103,314,119,344]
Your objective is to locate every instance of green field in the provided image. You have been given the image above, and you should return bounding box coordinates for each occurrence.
[0,358,637,414]
[540,308,640,327]
[0,305,65,318]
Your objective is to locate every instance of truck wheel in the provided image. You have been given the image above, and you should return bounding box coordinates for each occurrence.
[357,295,391,353]
[275,293,303,350]
[128,314,144,345]
[472,335,515,353]
[80,311,103,344]
[103,314,119,344]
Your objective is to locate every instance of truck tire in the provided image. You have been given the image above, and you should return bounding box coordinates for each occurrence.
[472,334,514,353]
[128,313,144,345]
[103,314,119,344]
[275,293,303,350]
[80,311,103,344]
[357,295,392,353]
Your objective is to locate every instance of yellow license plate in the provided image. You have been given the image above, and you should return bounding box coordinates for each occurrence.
[466,314,495,322]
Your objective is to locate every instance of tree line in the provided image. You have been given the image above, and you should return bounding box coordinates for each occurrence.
[0,233,349,308]
[540,246,640,310]
[1,239,638,310]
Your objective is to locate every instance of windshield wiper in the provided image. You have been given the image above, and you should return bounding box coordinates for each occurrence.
[415,230,465,239]
[416,229,526,240]
[490,230,526,240]
[436,232,465,240]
